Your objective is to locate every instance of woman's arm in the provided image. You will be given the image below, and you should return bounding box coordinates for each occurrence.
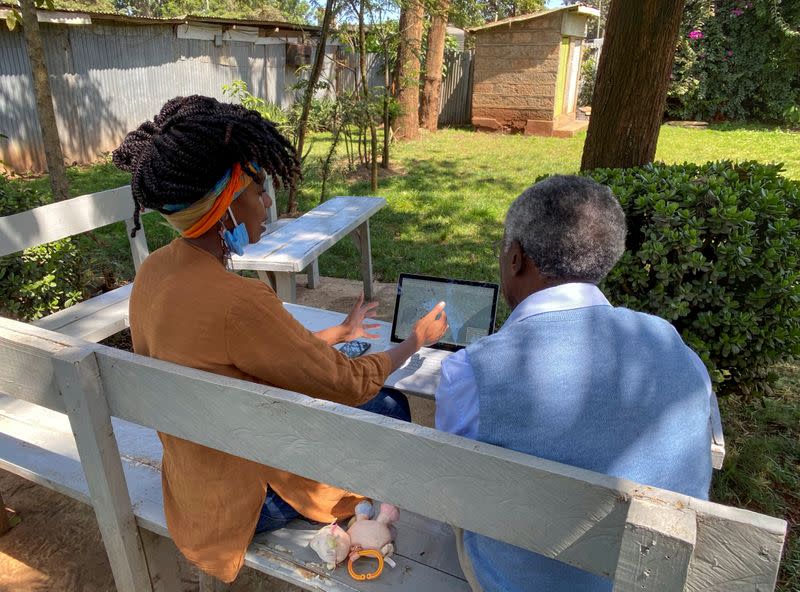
[314,294,380,346]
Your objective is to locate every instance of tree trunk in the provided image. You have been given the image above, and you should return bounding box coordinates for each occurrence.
[287,0,336,214]
[394,0,424,141]
[382,52,391,168]
[20,0,69,201]
[581,0,685,171]
[420,0,450,131]
[356,0,379,191]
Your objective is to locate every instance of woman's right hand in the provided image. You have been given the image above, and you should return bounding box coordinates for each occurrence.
[385,302,448,373]
[411,302,448,347]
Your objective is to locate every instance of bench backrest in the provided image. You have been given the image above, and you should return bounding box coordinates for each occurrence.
[0,186,149,271]
[0,317,786,592]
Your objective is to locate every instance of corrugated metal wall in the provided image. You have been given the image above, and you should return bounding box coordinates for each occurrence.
[0,22,326,173]
[0,23,473,173]
[438,51,473,126]
[335,50,384,95]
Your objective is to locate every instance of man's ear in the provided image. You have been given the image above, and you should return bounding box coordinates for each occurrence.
[508,240,526,276]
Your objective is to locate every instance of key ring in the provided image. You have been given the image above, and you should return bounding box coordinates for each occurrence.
[347,549,384,581]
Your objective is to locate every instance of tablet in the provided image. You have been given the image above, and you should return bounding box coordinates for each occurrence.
[390,273,499,351]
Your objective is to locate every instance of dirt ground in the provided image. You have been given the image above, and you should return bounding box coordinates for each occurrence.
[0,276,435,592]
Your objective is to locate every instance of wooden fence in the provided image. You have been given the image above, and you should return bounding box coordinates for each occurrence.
[438,51,474,126]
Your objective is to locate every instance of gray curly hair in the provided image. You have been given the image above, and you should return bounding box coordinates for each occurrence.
[504,175,626,284]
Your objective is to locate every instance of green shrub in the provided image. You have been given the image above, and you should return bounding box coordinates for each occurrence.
[583,161,800,396]
[669,0,800,124]
[0,176,86,321]
[578,54,597,108]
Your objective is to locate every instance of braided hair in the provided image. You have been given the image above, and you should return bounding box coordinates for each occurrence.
[112,95,299,237]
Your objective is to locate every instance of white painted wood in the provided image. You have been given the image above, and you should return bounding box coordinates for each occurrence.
[0,319,787,591]
[88,342,786,587]
[53,347,153,592]
[265,177,277,225]
[613,498,696,592]
[33,284,132,342]
[352,220,374,299]
[0,318,75,413]
[231,197,385,273]
[304,259,320,289]
[125,218,150,272]
[0,186,134,256]
[140,529,183,592]
[710,392,725,470]
[273,272,297,303]
[0,393,468,586]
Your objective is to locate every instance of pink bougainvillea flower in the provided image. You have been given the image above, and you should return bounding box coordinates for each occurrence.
[689,30,704,40]
[731,8,744,16]
[727,50,734,56]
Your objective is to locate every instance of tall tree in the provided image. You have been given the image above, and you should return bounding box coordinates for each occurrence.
[353,0,379,190]
[287,0,337,214]
[394,0,424,140]
[581,0,685,170]
[419,0,450,131]
[18,0,70,201]
[448,0,543,28]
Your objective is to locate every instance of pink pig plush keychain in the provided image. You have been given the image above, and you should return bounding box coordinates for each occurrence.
[345,500,400,581]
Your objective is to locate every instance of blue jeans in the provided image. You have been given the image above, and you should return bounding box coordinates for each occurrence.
[254,388,411,533]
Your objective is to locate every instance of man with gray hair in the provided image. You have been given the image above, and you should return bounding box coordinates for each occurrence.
[435,175,712,592]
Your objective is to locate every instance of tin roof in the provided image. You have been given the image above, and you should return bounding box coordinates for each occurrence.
[466,4,599,33]
[0,4,320,34]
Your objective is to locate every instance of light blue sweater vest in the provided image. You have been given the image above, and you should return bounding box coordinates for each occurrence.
[463,305,712,592]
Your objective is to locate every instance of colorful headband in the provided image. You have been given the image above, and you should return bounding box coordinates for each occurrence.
[162,162,262,237]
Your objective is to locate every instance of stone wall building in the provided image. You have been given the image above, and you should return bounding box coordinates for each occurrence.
[468,5,598,137]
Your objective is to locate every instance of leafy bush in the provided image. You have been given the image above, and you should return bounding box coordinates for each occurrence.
[578,54,597,108]
[583,161,800,396]
[669,0,800,124]
[0,176,85,321]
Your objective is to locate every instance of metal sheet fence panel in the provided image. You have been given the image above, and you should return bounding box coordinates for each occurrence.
[0,22,473,173]
[438,51,473,126]
[0,29,43,171]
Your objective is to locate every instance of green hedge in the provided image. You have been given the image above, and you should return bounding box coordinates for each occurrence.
[583,161,800,396]
[669,0,800,124]
[0,176,86,321]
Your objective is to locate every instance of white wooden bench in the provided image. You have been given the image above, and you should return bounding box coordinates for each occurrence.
[0,317,788,592]
[0,186,383,339]
[232,196,386,302]
[0,186,149,342]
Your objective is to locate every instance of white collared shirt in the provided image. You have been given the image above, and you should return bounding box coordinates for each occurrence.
[434,283,612,438]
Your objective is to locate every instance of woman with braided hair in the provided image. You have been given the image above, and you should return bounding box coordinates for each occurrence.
[114,95,447,583]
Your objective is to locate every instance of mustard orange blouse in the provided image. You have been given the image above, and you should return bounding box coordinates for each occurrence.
[129,239,390,582]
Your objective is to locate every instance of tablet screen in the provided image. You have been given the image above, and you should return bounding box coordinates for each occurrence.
[392,274,498,350]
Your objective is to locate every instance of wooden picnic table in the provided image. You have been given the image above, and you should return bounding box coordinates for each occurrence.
[231,196,386,303]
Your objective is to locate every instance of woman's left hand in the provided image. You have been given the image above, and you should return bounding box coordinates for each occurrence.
[340,293,381,342]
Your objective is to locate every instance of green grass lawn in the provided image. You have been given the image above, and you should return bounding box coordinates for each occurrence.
[6,123,800,589]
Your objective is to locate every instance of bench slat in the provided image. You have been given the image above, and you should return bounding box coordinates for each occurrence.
[34,284,133,342]
[0,394,468,589]
[0,187,134,256]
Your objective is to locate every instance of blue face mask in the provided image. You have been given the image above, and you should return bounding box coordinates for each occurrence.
[221,208,249,256]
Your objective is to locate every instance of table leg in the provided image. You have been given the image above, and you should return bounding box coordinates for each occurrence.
[304,260,320,289]
[256,271,275,290]
[140,529,183,592]
[0,491,10,536]
[199,571,231,591]
[351,220,374,300]
[273,272,297,303]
